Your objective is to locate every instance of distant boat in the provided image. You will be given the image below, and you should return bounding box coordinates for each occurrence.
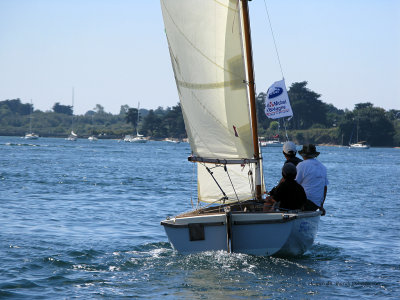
[24,100,39,140]
[123,134,147,143]
[260,138,282,147]
[88,135,98,141]
[165,138,180,144]
[350,141,370,149]
[349,117,369,149]
[66,88,77,141]
[160,0,321,256]
[88,115,98,141]
[260,133,283,147]
[66,130,78,141]
[24,133,39,140]
[124,102,147,143]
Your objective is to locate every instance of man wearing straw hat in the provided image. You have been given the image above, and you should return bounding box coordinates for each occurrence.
[296,144,328,215]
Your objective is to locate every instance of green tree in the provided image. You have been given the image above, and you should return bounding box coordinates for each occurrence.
[53,102,73,115]
[339,103,395,146]
[142,109,163,137]
[269,121,279,131]
[125,108,139,131]
[94,104,105,114]
[0,99,31,115]
[162,103,186,138]
[119,105,130,115]
[287,82,329,130]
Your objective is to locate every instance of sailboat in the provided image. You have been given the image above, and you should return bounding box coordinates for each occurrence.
[24,100,39,140]
[124,102,147,143]
[66,88,78,141]
[260,133,283,147]
[349,117,369,149]
[160,0,321,256]
[88,115,98,141]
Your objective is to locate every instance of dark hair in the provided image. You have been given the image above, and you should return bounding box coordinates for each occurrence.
[283,151,296,158]
[282,162,297,179]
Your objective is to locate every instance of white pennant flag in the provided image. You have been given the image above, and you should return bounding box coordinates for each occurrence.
[264,79,293,119]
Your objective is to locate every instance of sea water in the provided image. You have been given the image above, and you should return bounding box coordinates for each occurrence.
[0,136,399,299]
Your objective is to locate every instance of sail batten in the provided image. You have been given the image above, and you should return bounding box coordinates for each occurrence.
[188,156,258,164]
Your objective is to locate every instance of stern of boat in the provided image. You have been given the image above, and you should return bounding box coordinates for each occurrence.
[161,214,228,254]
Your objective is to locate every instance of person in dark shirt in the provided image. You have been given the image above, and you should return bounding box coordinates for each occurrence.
[268,141,303,196]
[264,163,307,211]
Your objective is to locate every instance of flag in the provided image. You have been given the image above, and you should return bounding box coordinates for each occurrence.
[264,79,293,119]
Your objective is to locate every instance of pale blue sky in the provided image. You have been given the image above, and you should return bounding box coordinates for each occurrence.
[0,0,399,115]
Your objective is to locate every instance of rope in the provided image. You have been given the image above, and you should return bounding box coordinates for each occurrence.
[247,165,255,200]
[263,0,285,79]
[283,118,289,141]
[190,160,195,209]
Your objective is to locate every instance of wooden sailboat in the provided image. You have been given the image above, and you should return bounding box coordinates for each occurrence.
[160,0,321,256]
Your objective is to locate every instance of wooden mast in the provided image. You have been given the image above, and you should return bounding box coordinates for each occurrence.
[241,0,262,200]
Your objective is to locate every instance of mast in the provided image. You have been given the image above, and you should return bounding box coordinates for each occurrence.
[29,99,33,133]
[136,102,140,136]
[71,87,74,133]
[241,0,262,200]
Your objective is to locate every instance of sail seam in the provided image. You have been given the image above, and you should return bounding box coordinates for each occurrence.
[176,79,243,90]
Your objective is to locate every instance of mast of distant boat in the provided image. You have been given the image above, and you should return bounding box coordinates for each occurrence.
[29,99,33,134]
[71,87,74,134]
[241,0,262,201]
[136,102,140,136]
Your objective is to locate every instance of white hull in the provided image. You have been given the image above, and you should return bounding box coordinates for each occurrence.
[260,141,283,147]
[349,143,369,149]
[88,136,98,141]
[123,135,147,143]
[161,210,320,256]
[130,138,147,143]
[24,133,39,140]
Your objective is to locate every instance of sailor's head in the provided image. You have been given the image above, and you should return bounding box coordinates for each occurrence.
[298,144,320,159]
[283,141,297,157]
[282,162,297,180]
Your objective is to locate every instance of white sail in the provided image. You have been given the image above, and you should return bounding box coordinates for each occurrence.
[161,0,254,160]
[197,162,265,203]
[161,0,261,203]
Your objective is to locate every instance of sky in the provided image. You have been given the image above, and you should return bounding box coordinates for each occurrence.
[0,0,399,115]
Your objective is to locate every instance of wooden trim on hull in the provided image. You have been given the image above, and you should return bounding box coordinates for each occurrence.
[160,221,225,228]
[233,215,296,225]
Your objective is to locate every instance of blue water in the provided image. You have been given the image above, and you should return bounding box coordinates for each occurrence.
[0,136,399,299]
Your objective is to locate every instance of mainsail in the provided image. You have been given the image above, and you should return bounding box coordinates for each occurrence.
[161,0,263,203]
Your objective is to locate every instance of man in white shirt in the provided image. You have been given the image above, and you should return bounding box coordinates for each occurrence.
[296,144,328,215]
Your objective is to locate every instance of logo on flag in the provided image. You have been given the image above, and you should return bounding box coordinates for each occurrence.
[264,79,293,119]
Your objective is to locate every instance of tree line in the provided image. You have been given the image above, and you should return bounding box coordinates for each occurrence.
[1,82,399,146]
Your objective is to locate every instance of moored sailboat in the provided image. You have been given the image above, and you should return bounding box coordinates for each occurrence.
[124,102,147,143]
[160,0,322,256]
[24,100,39,140]
[349,116,369,149]
[66,88,78,141]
